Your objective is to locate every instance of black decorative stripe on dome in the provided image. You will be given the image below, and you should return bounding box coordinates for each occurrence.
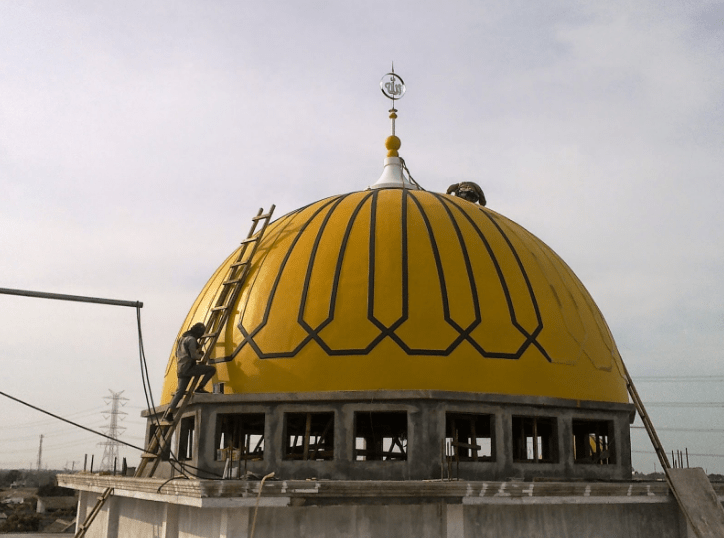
[297,190,379,355]
[437,194,550,362]
[430,193,483,349]
[473,202,551,362]
[236,194,347,358]
[217,191,554,362]
[367,190,408,348]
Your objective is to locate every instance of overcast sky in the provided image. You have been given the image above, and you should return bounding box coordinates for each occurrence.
[1,1,723,474]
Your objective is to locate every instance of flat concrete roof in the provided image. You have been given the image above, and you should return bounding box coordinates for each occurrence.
[58,473,724,510]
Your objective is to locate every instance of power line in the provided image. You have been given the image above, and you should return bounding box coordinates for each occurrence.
[1,406,107,429]
[634,376,724,382]
[631,426,724,433]
[0,390,144,452]
[0,420,109,441]
[632,450,724,459]
[644,402,724,408]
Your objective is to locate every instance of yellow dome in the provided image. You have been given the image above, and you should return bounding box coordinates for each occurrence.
[161,189,628,404]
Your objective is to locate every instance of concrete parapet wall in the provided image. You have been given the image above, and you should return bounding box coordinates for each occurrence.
[61,475,723,538]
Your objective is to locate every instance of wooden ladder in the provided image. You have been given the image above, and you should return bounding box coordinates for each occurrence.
[74,205,275,538]
[621,360,724,538]
[139,204,274,479]
[74,487,113,538]
[620,360,670,470]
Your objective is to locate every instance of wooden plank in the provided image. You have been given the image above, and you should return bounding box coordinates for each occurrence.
[303,414,312,460]
[470,418,478,462]
[452,420,459,463]
[311,416,334,460]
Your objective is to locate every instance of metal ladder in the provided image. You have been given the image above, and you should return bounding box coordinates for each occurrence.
[74,205,275,538]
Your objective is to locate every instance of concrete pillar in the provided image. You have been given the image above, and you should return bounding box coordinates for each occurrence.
[559,412,573,476]
[75,490,89,535]
[198,407,213,470]
[161,502,179,538]
[617,413,633,476]
[220,507,250,538]
[336,403,352,464]
[78,491,113,538]
[411,403,440,480]
[103,496,119,538]
[268,407,284,470]
[446,504,464,538]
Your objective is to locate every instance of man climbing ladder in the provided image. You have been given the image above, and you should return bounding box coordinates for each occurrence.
[74,204,275,538]
[167,321,216,415]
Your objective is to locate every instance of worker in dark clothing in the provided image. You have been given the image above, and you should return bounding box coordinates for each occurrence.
[167,322,216,412]
[446,182,487,206]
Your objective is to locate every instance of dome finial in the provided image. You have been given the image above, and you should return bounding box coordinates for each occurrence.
[370,65,419,190]
[379,63,405,156]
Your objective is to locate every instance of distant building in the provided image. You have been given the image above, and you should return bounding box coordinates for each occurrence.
[36,496,77,514]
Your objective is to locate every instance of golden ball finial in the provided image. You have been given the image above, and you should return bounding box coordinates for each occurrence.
[385,135,401,157]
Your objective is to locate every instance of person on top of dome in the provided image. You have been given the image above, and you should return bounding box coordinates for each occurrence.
[446,181,487,206]
[167,322,216,413]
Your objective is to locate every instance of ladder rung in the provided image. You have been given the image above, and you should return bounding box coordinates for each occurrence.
[141,452,159,460]
[202,331,220,339]
[252,213,273,221]
[222,279,243,285]
[206,309,226,319]
[240,237,259,245]
[210,305,228,312]
[230,261,249,268]
[153,421,174,430]
[198,331,219,339]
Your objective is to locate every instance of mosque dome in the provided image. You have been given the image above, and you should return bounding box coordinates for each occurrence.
[161,187,628,405]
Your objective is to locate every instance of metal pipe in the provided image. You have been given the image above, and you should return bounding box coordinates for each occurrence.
[0,287,142,308]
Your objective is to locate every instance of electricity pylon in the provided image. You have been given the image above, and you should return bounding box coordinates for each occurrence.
[98,390,128,471]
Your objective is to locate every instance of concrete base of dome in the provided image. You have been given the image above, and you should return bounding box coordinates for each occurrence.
[144,391,634,482]
[59,474,716,538]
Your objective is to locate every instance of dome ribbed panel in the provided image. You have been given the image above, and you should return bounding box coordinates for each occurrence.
[161,190,628,404]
